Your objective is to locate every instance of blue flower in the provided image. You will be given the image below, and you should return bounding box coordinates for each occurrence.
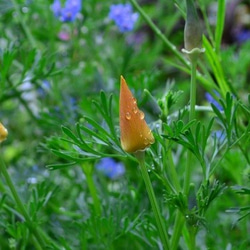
[205,91,223,111]
[235,28,250,44]
[51,0,82,22]
[51,0,61,18]
[96,158,125,180]
[109,3,139,32]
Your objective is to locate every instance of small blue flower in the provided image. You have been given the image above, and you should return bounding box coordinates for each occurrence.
[109,3,139,32]
[235,28,250,44]
[51,0,62,18]
[51,0,82,22]
[205,91,223,111]
[96,158,125,180]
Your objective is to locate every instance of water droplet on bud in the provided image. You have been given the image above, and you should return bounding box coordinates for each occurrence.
[132,107,138,114]
[125,112,131,120]
[139,111,145,120]
[144,137,149,145]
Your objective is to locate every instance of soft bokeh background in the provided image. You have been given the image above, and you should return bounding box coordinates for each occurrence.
[0,0,249,249]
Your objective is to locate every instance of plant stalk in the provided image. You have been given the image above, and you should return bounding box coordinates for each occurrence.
[85,172,102,216]
[183,60,197,194]
[135,151,170,250]
[171,60,198,249]
[82,163,102,216]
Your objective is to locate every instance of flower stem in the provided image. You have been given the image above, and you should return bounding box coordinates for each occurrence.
[0,156,46,248]
[170,212,185,249]
[183,60,197,195]
[82,163,102,216]
[85,172,102,216]
[167,146,181,192]
[135,151,170,250]
[171,60,198,249]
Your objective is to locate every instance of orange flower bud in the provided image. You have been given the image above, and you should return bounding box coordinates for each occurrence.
[119,76,154,153]
[0,122,8,143]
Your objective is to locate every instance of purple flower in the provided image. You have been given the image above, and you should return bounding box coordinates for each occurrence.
[96,158,125,180]
[205,91,223,111]
[51,0,82,22]
[51,0,61,18]
[235,29,250,44]
[109,3,139,32]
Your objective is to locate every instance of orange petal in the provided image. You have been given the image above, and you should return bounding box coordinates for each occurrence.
[119,76,154,153]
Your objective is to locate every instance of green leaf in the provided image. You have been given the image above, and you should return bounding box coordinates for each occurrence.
[61,126,81,145]
[46,162,77,170]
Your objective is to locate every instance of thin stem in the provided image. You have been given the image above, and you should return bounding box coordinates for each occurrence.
[170,212,185,249]
[81,163,102,216]
[0,156,46,248]
[188,227,197,250]
[129,0,189,68]
[11,0,37,49]
[171,60,198,249]
[183,60,197,195]
[85,172,102,216]
[166,146,181,192]
[135,151,170,250]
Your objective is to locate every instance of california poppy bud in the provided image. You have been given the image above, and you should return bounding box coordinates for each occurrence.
[184,0,202,50]
[182,0,204,62]
[119,76,154,153]
[0,122,8,143]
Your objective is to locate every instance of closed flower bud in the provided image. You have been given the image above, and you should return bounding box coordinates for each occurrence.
[182,0,205,62]
[119,76,154,153]
[184,0,202,51]
[0,123,8,143]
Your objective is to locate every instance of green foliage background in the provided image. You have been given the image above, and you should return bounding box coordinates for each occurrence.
[0,0,249,249]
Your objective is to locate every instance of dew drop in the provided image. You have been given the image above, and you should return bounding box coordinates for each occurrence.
[139,133,143,138]
[132,97,137,104]
[139,111,145,120]
[125,112,131,120]
[132,107,138,114]
[144,138,149,145]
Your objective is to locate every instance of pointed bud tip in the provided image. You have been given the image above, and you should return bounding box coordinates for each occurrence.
[119,76,154,153]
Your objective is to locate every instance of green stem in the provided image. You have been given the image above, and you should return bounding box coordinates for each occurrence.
[82,163,102,216]
[171,60,198,249]
[167,146,181,192]
[0,156,46,248]
[129,0,189,68]
[85,172,102,216]
[183,60,197,195]
[188,227,196,250]
[135,151,170,250]
[11,0,37,49]
[170,212,185,249]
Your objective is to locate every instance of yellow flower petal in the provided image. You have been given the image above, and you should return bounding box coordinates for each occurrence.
[119,76,154,153]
